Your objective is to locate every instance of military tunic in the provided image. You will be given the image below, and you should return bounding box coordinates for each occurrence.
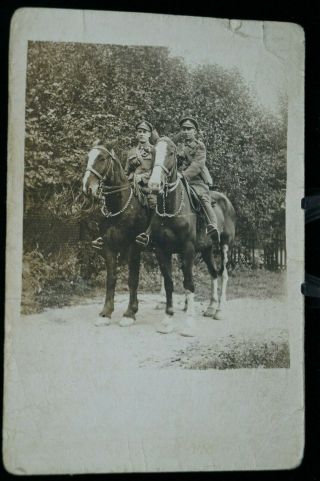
[176,138,212,197]
[125,142,155,184]
[124,141,156,209]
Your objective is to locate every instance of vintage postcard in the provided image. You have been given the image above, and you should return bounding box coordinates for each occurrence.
[4,8,304,474]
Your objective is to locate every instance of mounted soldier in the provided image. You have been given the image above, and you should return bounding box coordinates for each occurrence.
[92,120,157,251]
[124,120,155,187]
[135,116,220,246]
[175,116,219,242]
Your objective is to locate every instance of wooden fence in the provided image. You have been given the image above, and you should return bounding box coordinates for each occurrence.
[23,214,286,270]
[229,232,286,270]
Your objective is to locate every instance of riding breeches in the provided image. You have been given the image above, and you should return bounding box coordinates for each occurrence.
[191,184,218,228]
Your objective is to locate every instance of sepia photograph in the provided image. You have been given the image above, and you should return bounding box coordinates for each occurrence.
[4,8,304,474]
[22,37,288,367]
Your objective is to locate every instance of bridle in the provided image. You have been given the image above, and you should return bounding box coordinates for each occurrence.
[153,143,184,218]
[85,145,133,218]
[85,145,116,187]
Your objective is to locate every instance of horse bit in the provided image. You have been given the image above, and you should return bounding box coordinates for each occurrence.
[85,146,133,218]
[86,144,184,218]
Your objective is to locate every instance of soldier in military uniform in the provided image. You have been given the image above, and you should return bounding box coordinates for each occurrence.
[175,116,219,242]
[135,116,220,246]
[92,120,156,250]
[125,120,160,246]
[124,120,155,187]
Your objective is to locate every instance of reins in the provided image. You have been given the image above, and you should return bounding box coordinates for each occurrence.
[86,145,133,218]
[155,148,185,218]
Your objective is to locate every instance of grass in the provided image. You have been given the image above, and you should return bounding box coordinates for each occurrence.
[166,337,290,370]
[168,264,287,302]
[21,252,287,315]
[63,265,287,304]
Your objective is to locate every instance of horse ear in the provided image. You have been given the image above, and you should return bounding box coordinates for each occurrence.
[150,128,160,145]
[93,138,101,147]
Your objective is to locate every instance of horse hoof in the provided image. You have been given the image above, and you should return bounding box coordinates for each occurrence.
[203,306,217,317]
[214,310,223,320]
[99,309,112,318]
[119,317,135,327]
[180,327,196,337]
[180,317,197,337]
[155,301,166,310]
[156,323,174,334]
[166,307,174,316]
[95,318,111,327]
[123,311,136,320]
[156,316,174,334]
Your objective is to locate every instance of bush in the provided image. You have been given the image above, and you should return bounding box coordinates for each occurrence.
[25,42,286,235]
[22,42,287,312]
[22,246,86,314]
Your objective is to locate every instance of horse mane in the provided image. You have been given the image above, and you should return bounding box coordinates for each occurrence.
[94,143,127,183]
[156,136,177,152]
[112,153,127,182]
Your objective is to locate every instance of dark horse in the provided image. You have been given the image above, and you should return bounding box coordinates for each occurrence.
[148,137,236,336]
[82,144,149,327]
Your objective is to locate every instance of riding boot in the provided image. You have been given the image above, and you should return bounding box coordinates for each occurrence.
[136,223,152,247]
[200,194,220,243]
[135,193,157,247]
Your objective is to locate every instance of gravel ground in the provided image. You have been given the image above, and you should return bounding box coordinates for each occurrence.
[18,293,290,370]
[4,293,294,475]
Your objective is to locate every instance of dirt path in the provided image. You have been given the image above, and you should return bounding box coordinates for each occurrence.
[5,293,291,474]
[20,294,289,369]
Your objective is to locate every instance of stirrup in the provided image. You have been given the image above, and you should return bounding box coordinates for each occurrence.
[135,232,150,247]
[92,237,104,250]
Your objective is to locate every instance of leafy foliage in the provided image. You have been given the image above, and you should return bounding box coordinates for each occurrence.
[25,41,287,237]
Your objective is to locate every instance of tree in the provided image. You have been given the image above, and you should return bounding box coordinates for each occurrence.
[24,41,287,241]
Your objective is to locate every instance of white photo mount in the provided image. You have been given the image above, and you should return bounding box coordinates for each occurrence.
[4,8,304,474]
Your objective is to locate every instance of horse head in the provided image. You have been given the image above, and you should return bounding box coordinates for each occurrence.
[82,144,116,198]
[148,137,177,193]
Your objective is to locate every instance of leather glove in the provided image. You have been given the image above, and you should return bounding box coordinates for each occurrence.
[147,193,157,209]
[132,157,141,168]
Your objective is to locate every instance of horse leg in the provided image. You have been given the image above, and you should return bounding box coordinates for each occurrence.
[155,274,166,310]
[201,247,219,318]
[160,276,166,296]
[155,249,174,334]
[215,244,229,320]
[120,245,141,327]
[96,250,117,326]
[180,244,197,337]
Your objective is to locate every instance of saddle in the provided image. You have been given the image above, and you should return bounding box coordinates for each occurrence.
[180,175,202,213]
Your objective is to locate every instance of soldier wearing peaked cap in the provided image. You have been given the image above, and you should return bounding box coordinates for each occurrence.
[124,120,155,185]
[179,116,199,130]
[176,116,219,242]
[92,120,157,251]
[136,120,153,132]
[135,116,220,247]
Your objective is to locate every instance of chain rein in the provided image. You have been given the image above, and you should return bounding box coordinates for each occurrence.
[86,146,133,218]
[154,157,185,218]
[101,188,133,218]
